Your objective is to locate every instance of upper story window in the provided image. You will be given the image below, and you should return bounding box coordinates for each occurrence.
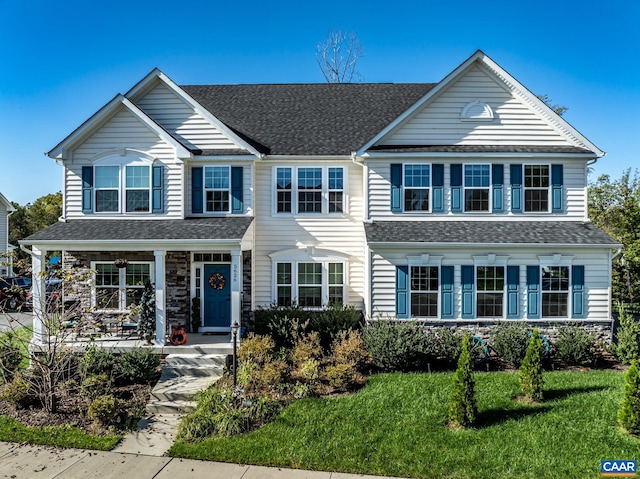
[94,164,151,213]
[404,165,431,212]
[191,165,243,215]
[524,165,550,212]
[275,166,344,214]
[204,166,230,212]
[464,164,490,212]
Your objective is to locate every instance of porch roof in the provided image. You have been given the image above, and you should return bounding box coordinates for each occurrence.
[364,221,620,247]
[21,217,253,245]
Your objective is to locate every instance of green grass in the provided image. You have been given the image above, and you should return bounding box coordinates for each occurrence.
[169,371,640,479]
[0,415,121,450]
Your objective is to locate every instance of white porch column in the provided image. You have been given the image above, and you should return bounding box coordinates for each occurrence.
[31,247,47,345]
[231,250,242,329]
[154,250,166,346]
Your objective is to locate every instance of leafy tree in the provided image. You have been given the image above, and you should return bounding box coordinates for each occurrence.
[619,360,640,435]
[447,334,477,428]
[588,170,640,304]
[519,328,544,402]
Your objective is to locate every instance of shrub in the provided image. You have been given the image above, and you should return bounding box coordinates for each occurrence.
[80,345,116,377]
[363,320,435,372]
[254,304,313,348]
[81,373,111,400]
[298,358,320,382]
[293,381,313,399]
[435,328,462,367]
[616,304,640,364]
[290,332,322,368]
[310,303,363,348]
[177,408,218,441]
[0,331,22,383]
[0,373,36,409]
[618,360,640,435]
[447,334,477,428]
[252,358,288,392]
[492,322,530,368]
[324,363,355,391]
[553,325,598,366]
[238,334,275,366]
[332,330,370,371]
[519,328,544,402]
[87,394,122,427]
[116,348,160,384]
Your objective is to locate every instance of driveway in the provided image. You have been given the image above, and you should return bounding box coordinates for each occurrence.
[0,311,32,332]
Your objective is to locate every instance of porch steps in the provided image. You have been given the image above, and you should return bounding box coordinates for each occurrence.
[146,353,227,415]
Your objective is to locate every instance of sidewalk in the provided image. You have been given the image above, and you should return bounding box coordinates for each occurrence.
[0,441,407,479]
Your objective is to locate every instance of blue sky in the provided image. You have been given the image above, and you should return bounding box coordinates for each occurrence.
[1,0,638,204]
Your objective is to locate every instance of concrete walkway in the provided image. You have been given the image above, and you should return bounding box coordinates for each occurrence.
[0,441,408,479]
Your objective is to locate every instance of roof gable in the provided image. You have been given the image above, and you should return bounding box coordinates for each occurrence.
[0,192,15,212]
[358,50,604,157]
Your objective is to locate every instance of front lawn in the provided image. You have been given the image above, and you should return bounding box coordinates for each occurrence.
[169,370,640,479]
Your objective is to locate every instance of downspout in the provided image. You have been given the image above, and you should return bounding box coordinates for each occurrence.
[351,152,371,320]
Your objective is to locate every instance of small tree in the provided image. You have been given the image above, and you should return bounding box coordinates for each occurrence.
[619,360,640,435]
[137,281,155,344]
[519,328,544,402]
[447,334,477,428]
[616,303,640,364]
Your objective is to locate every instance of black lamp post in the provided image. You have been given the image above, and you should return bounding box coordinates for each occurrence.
[231,320,240,388]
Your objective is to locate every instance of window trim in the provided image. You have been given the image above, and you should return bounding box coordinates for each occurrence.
[523,163,551,213]
[403,163,432,213]
[537,255,573,319]
[475,265,506,318]
[273,166,346,215]
[202,165,231,214]
[90,261,154,312]
[273,258,347,308]
[406,254,443,318]
[92,156,153,215]
[463,163,492,213]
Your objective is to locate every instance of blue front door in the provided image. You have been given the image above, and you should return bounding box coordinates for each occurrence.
[203,264,231,329]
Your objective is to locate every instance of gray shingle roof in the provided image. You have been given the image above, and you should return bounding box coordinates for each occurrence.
[366,145,594,154]
[365,221,619,246]
[181,83,436,156]
[21,217,253,243]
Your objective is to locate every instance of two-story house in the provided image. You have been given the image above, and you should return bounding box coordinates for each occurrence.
[0,192,15,277]
[22,50,619,345]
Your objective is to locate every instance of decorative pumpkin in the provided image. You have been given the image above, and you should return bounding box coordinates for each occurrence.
[169,325,188,345]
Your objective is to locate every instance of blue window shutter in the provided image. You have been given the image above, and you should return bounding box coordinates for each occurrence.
[492,164,504,213]
[396,265,409,319]
[552,164,564,213]
[511,164,522,213]
[432,164,444,213]
[451,164,462,213]
[441,265,454,319]
[526,265,540,319]
[82,166,93,214]
[231,166,243,214]
[192,167,203,214]
[461,265,475,318]
[152,165,163,213]
[572,265,585,318]
[390,164,402,212]
[507,265,520,318]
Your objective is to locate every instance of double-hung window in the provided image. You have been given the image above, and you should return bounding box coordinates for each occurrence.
[276,261,345,307]
[94,165,151,213]
[476,266,505,317]
[93,262,153,310]
[524,165,550,212]
[410,266,438,317]
[541,266,569,317]
[404,164,430,211]
[464,164,490,212]
[204,166,230,212]
[275,167,344,214]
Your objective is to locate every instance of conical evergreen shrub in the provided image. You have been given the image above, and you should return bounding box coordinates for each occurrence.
[137,281,156,344]
[519,328,544,402]
[447,333,477,428]
[619,360,640,435]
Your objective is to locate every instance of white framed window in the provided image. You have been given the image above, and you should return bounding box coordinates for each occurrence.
[464,164,491,212]
[541,265,569,317]
[410,266,438,317]
[404,164,431,212]
[524,164,550,213]
[92,261,154,311]
[274,166,345,214]
[275,261,345,307]
[94,164,152,213]
[476,266,505,317]
[204,166,230,213]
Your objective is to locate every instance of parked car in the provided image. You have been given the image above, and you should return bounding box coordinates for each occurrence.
[25,279,63,311]
[0,276,31,311]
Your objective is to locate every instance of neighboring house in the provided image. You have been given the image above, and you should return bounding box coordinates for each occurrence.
[0,192,15,277]
[22,50,620,345]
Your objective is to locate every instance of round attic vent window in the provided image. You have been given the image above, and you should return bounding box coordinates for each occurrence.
[461,100,494,121]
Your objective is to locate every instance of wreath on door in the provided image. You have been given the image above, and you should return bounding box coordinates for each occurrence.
[208,273,226,290]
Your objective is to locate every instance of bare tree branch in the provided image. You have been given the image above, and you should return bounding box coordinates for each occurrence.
[316,30,363,83]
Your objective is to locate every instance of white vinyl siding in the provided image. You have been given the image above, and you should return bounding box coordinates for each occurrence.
[367,159,587,220]
[253,161,365,309]
[378,64,578,148]
[133,81,244,151]
[369,247,611,322]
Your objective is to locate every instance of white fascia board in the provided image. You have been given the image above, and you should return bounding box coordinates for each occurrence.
[20,239,244,252]
[356,50,487,156]
[361,151,597,159]
[368,241,621,249]
[47,94,191,160]
[263,155,352,162]
[126,69,262,159]
[0,192,15,212]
